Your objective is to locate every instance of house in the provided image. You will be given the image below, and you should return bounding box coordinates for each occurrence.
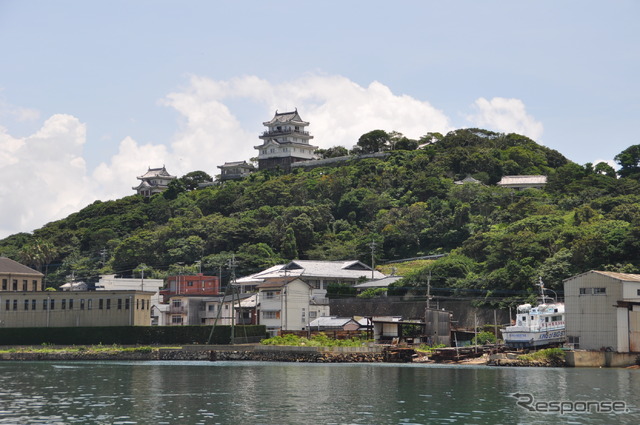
[217,161,255,181]
[236,260,387,300]
[497,175,547,190]
[564,270,640,352]
[164,295,218,326]
[254,110,318,171]
[132,165,176,197]
[307,316,362,331]
[202,293,258,326]
[257,278,330,336]
[0,290,152,327]
[160,273,220,302]
[0,257,44,292]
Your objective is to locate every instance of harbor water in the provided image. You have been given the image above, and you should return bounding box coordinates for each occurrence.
[0,360,638,424]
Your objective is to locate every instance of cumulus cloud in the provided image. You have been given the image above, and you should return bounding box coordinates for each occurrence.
[0,114,94,238]
[0,75,541,239]
[467,97,544,141]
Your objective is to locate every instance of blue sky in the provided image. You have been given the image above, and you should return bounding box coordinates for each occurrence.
[0,1,638,239]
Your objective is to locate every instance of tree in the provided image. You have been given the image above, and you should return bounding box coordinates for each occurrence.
[315,146,349,159]
[615,144,640,179]
[180,171,213,191]
[356,130,390,153]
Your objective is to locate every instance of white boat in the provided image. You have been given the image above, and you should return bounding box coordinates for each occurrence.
[501,280,565,349]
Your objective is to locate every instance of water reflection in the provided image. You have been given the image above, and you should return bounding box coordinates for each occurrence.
[0,361,637,424]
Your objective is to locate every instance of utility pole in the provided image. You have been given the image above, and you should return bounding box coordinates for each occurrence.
[140,264,146,292]
[369,239,377,279]
[228,255,238,344]
[426,270,432,310]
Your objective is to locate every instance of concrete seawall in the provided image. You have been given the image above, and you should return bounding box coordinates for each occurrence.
[0,345,391,363]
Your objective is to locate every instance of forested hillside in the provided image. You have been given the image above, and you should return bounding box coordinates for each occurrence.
[2,128,639,305]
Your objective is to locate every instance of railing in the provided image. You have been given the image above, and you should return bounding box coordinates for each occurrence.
[261,130,310,137]
[169,306,186,314]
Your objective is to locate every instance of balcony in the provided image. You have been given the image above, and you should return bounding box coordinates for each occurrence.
[169,305,186,314]
[261,129,310,138]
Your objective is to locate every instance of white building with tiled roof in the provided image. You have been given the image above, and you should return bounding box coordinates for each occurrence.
[133,166,176,197]
[236,260,386,297]
[497,175,547,190]
[254,110,318,171]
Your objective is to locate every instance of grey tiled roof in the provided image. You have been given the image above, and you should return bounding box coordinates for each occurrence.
[0,257,43,276]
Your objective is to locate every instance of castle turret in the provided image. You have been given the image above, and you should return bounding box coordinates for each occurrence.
[254,110,317,171]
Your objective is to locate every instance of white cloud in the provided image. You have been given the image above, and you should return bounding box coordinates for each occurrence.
[0,75,541,240]
[0,114,94,238]
[467,97,544,141]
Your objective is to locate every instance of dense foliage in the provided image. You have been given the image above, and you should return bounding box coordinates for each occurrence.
[2,128,640,307]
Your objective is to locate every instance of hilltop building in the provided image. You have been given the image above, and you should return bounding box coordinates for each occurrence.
[133,166,176,197]
[254,110,318,171]
[497,175,547,190]
[217,161,255,181]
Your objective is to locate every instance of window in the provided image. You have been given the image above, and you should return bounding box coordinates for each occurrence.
[43,299,48,310]
[5,300,9,310]
[87,299,92,310]
[171,316,183,325]
[12,280,17,291]
[117,299,122,310]
[263,311,278,319]
[50,299,55,310]
[136,299,139,310]
[106,299,111,310]
[13,300,17,310]
[62,299,66,310]
[208,305,215,312]
[2,279,6,290]
[22,280,27,291]
[125,298,130,310]
[69,299,74,309]
[172,300,181,308]
[188,281,193,287]
[80,299,85,310]
[24,300,29,310]
[99,299,103,310]
[309,311,317,318]
[579,287,607,295]
[32,299,36,310]
[33,280,38,291]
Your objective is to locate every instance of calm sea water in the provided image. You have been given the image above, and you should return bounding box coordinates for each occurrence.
[0,360,638,424]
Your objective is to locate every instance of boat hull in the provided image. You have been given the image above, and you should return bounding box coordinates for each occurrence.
[501,329,566,349]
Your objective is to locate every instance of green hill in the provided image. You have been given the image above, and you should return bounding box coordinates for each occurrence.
[2,128,639,306]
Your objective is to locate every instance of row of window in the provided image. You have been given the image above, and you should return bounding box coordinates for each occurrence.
[1,278,41,291]
[579,287,606,295]
[1,298,150,312]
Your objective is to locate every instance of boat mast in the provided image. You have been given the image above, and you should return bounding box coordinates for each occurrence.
[537,277,547,304]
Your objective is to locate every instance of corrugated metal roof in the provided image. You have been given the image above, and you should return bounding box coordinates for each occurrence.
[564,270,640,283]
[308,316,358,328]
[0,257,43,276]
